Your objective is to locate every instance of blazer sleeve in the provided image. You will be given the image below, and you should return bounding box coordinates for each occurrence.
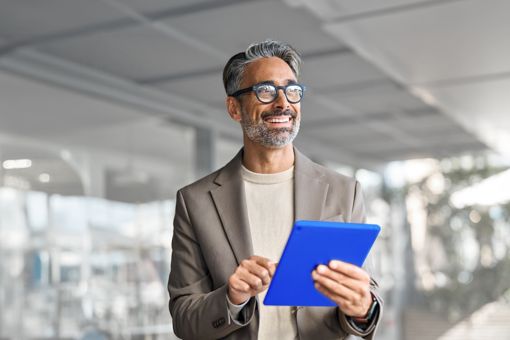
[168,190,256,340]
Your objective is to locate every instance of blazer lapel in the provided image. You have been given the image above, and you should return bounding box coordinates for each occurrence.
[294,148,329,221]
[210,150,254,265]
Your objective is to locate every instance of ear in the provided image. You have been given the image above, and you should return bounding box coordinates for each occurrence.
[226,96,242,122]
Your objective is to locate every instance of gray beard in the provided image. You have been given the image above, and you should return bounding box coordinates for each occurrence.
[240,109,300,148]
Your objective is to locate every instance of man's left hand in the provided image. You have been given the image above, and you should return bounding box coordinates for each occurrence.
[311,260,372,318]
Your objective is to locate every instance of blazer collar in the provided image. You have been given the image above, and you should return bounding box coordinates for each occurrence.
[210,147,329,264]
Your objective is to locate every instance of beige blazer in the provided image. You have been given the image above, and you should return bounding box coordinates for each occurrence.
[168,148,382,340]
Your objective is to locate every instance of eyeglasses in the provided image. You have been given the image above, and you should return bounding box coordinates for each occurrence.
[230,83,305,104]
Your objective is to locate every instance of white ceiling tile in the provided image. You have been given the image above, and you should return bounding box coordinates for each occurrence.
[169,1,340,56]
[156,73,224,104]
[297,0,438,21]
[0,1,121,41]
[53,119,194,164]
[118,0,212,14]
[0,71,142,137]
[39,25,222,80]
[324,82,427,114]
[299,98,355,121]
[426,77,510,155]
[301,53,386,89]
[325,0,510,84]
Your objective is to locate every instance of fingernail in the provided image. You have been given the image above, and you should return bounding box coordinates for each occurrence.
[318,265,327,273]
[330,261,338,269]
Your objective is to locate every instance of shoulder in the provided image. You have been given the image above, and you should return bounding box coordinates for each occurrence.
[295,148,359,189]
[176,148,243,199]
[177,168,220,200]
[313,162,361,198]
[314,161,356,184]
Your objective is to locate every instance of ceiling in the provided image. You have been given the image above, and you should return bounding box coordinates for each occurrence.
[1,0,505,201]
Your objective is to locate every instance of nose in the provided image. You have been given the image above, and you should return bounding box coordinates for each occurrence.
[273,88,290,109]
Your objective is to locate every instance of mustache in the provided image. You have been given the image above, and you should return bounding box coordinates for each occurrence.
[261,109,297,120]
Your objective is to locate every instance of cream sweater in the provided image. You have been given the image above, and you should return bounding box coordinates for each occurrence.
[240,164,297,340]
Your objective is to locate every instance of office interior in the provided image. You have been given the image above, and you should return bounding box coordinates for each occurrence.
[1,0,510,339]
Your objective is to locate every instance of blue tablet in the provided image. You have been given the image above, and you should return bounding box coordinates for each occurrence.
[263,220,380,307]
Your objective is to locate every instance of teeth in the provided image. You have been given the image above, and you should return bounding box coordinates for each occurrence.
[267,117,290,123]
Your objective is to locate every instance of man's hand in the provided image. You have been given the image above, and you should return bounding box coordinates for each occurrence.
[312,260,372,318]
[227,255,276,305]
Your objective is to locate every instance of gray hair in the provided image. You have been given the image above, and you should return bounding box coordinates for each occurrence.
[222,39,302,96]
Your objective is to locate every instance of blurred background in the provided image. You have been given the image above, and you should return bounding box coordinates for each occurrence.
[1,0,510,339]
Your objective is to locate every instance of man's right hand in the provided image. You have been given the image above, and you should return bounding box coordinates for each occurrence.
[227,255,276,305]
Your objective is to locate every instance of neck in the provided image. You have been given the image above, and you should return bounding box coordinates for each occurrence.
[242,140,295,174]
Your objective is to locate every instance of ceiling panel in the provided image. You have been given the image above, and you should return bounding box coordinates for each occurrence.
[169,0,340,56]
[0,71,142,138]
[324,82,428,114]
[296,0,438,20]
[39,25,222,80]
[426,77,510,152]
[324,0,510,84]
[394,114,471,138]
[427,78,510,131]
[118,0,214,13]
[301,53,386,89]
[306,123,391,145]
[50,119,194,165]
[0,0,122,41]
[156,73,224,104]
[296,97,354,122]
[366,138,487,162]
[343,136,410,153]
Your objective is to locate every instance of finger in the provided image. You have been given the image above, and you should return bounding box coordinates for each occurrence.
[316,265,370,297]
[328,260,370,282]
[228,275,251,293]
[241,259,272,285]
[314,282,364,316]
[313,272,372,316]
[312,270,353,301]
[236,266,267,291]
[314,282,344,307]
[250,256,276,273]
[316,264,345,281]
[268,262,277,276]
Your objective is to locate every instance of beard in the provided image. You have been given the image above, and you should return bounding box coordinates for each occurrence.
[240,108,300,149]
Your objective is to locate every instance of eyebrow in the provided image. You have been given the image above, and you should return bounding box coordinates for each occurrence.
[256,79,299,86]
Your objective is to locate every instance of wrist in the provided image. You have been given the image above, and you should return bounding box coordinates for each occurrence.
[351,294,378,323]
[227,288,249,305]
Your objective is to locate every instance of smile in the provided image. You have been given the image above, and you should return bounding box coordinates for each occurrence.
[264,116,291,123]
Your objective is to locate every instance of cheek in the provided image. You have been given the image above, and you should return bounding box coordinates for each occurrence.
[293,105,301,118]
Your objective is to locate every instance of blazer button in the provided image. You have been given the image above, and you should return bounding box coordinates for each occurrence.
[212,317,226,328]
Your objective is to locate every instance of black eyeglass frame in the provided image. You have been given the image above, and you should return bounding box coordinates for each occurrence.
[229,83,306,104]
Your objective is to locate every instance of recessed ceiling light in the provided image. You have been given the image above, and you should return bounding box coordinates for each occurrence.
[2,159,32,170]
[39,173,51,183]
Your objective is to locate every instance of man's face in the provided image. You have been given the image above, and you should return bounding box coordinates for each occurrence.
[236,57,301,149]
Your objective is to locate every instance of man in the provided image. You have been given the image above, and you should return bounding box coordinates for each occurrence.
[168,40,382,339]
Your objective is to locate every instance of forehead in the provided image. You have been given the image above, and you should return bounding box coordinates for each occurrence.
[241,56,297,87]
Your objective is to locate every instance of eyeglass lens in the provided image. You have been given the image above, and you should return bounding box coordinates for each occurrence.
[255,84,303,103]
